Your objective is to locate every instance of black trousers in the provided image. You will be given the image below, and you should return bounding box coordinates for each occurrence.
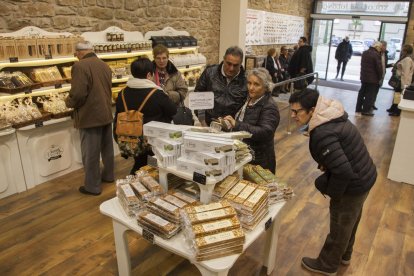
[336,60,348,78]
[318,191,369,271]
[356,82,379,113]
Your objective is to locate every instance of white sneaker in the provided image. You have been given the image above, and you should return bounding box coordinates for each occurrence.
[355,112,362,117]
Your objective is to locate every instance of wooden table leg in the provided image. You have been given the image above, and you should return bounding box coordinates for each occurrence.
[263,214,281,275]
[113,220,132,276]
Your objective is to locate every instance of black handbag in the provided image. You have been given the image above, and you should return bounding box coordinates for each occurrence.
[388,74,401,90]
[173,94,194,125]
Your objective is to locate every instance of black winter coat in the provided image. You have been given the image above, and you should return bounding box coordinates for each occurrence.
[360,47,382,84]
[288,45,314,83]
[262,55,277,83]
[233,93,280,173]
[335,40,353,62]
[195,62,248,125]
[309,112,377,199]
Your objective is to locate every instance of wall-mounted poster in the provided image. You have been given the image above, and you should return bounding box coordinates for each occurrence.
[245,9,305,45]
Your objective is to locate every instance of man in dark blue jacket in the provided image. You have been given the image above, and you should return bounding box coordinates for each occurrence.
[289,89,377,276]
[335,36,353,80]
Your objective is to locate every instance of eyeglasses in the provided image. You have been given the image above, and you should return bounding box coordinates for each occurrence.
[291,108,305,115]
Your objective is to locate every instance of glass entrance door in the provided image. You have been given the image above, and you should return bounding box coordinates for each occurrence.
[311,19,333,79]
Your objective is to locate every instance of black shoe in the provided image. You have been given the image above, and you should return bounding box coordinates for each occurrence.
[386,108,392,112]
[388,112,400,117]
[79,186,101,196]
[361,112,374,116]
[340,78,344,81]
[341,257,351,265]
[102,179,114,183]
[372,106,378,110]
[301,257,337,276]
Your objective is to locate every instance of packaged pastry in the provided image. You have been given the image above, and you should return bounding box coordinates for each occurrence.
[137,210,180,236]
[213,174,240,198]
[191,217,241,237]
[224,180,249,201]
[138,175,164,195]
[169,190,198,205]
[194,229,245,250]
[184,200,231,214]
[184,207,237,225]
[232,182,257,205]
[162,194,188,208]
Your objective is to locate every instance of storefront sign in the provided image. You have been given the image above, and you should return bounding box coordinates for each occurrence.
[188,92,214,110]
[45,145,64,162]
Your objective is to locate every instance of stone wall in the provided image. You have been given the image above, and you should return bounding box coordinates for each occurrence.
[0,0,221,64]
[405,4,414,45]
[248,0,314,57]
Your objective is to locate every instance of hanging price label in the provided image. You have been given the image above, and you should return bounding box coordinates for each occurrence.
[9,57,18,63]
[193,172,207,185]
[45,54,53,60]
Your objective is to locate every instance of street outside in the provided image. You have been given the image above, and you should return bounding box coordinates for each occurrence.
[314,44,396,89]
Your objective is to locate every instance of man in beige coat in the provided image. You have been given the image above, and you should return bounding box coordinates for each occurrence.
[65,41,114,195]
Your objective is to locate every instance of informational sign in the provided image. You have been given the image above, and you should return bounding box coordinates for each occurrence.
[245,9,305,45]
[188,92,214,110]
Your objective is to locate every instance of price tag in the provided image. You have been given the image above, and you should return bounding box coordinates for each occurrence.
[265,218,272,230]
[116,75,123,79]
[126,48,132,53]
[35,121,44,128]
[186,65,190,68]
[142,229,155,244]
[55,83,62,89]
[147,155,158,168]
[193,172,207,185]
[45,54,53,60]
[9,57,18,63]
[188,92,214,110]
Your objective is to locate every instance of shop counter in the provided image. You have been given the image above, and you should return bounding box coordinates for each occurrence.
[0,128,26,199]
[100,197,286,276]
[388,98,414,185]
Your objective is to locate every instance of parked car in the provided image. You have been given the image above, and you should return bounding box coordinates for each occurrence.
[331,36,342,47]
[390,38,402,52]
[363,38,375,49]
[350,40,367,55]
[387,41,397,60]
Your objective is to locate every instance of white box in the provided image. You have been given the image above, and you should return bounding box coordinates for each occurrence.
[147,136,181,156]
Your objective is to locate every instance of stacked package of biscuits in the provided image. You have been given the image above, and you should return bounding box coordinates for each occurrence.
[116,177,144,218]
[223,179,270,230]
[243,164,293,203]
[181,200,245,261]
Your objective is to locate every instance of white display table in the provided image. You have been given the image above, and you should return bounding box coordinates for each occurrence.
[0,128,26,198]
[388,98,414,185]
[157,155,252,204]
[100,197,285,276]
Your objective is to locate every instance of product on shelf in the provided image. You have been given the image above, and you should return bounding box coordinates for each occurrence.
[169,190,199,205]
[136,170,165,196]
[37,92,73,115]
[0,71,34,91]
[147,197,181,224]
[61,66,72,79]
[93,41,152,53]
[30,66,63,83]
[116,181,143,218]
[0,96,48,128]
[212,174,240,200]
[106,32,124,42]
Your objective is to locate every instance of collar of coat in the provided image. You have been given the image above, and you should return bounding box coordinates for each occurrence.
[308,96,345,132]
[81,52,97,59]
[217,61,245,82]
[152,60,178,75]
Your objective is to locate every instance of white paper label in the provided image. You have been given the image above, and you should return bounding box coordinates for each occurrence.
[173,192,197,203]
[195,209,227,221]
[194,202,223,213]
[228,183,247,196]
[188,92,214,110]
[154,198,178,212]
[201,219,233,232]
[164,195,187,208]
[202,230,236,245]
[145,213,169,227]
[131,182,148,193]
[121,184,135,197]
[238,186,256,200]
[247,189,266,205]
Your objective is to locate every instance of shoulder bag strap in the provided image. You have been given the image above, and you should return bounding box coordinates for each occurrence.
[138,88,157,112]
[120,89,128,112]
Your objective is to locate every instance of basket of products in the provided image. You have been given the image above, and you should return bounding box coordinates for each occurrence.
[0,71,41,94]
[35,92,73,119]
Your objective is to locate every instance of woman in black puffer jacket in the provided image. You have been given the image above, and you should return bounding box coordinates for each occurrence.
[223,68,280,173]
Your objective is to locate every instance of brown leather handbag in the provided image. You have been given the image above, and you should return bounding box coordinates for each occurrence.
[116,88,157,137]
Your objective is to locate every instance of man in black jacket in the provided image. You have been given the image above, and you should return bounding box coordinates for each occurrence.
[335,36,353,80]
[289,89,377,276]
[288,37,314,87]
[194,46,247,125]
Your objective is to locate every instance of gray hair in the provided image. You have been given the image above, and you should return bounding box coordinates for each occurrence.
[75,41,93,51]
[246,67,274,93]
[380,40,387,47]
[224,46,244,60]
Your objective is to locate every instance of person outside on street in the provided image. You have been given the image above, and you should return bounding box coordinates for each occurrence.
[334,36,353,81]
[289,88,377,276]
[65,41,114,196]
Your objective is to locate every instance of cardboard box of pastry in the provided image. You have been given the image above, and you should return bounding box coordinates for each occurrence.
[242,186,269,213]
[147,136,182,156]
[194,228,245,249]
[195,245,243,261]
[191,216,241,237]
[176,157,230,181]
[232,182,258,206]
[224,180,250,201]
[213,174,240,198]
[181,149,230,168]
[139,175,164,195]
[184,200,232,214]
[144,121,190,141]
[184,207,237,225]
[138,210,179,235]
[183,135,235,154]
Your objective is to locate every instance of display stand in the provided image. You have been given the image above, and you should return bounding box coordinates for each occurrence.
[0,128,26,198]
[388,98,414,185]
[16,117,83,189]
[100,197,286,276]
[157,155,252,203]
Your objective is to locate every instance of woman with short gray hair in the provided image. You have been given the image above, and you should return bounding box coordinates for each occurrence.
[223,67,280,173]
